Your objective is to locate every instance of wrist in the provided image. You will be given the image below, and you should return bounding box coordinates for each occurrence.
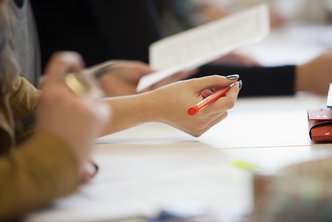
[103,92,160,134]
[140,90,167,122]
[295,63,309,92]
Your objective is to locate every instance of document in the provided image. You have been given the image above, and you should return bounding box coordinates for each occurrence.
[327,83,332,108]
[137,4,270,91]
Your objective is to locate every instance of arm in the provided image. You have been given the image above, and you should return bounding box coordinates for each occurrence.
[0,132,79,220]
[296,50,332,94]
[102,75,240,137]
[195,64,296,97]
[195,50,332,96]
[0,52,110,220]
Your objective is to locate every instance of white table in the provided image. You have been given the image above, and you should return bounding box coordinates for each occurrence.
[25,92,332,222]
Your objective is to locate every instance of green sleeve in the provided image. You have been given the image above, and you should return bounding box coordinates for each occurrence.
[0,131,80,220]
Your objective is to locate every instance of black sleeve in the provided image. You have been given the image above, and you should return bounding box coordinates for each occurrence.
[191,64,296,97]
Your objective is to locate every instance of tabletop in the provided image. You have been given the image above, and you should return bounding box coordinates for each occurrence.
[25,92,332,222]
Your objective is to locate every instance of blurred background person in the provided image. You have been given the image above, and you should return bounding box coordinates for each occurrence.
[179,0,332,29]
[30,0,332,97]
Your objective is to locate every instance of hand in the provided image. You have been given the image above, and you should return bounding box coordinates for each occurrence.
[102,75,240,137]
[296,49,332,94]
[37,52,111,174]
[91,60,153,96]
[147,75,240,136]
[270,9,286,29]
[212,52,260,66]
[193,2,230,23]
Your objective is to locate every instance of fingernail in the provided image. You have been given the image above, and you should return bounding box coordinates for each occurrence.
[226,74,240,80]
[238,80,243,90]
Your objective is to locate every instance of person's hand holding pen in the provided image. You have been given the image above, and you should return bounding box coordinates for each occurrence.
[101,74,241,137]
[37,52,111,181]
[153,74,241,136]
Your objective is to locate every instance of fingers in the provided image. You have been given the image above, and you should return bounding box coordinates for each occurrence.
[214,53,260,66]
[112,60,153,78]
[189,112,228,137]
[226,80,241,101]
[185,82,240,137]
[198,81,240,115]
[203,112,228,132]
[130,61,154,76]
[42,52,84,84]
[99,73,138,96]
[80,161,99,184]
[201,89,214,98]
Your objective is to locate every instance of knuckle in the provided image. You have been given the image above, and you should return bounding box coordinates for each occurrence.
[51,51,82,65]
[193,121,207,135]
[223,99,235,109]
[191,130,203,137]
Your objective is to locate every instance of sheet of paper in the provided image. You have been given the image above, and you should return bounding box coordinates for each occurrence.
[327,83,332,108]
[137,4,270,91]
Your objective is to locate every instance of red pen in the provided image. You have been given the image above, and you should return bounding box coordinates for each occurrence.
[187,84,234,116]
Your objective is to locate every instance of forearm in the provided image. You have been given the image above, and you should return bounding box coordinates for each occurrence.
[194,64,296,96]
[0,132,80,220]
[102,92,159,134]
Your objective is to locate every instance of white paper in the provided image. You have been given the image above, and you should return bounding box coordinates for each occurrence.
[327,83,332,108]
[137,4,270,91]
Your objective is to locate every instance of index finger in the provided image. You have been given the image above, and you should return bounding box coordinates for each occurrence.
[216,80,241,110]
